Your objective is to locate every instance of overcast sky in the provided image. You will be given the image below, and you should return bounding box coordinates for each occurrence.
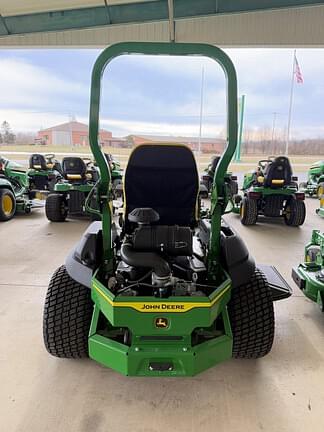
[0,48,323,139]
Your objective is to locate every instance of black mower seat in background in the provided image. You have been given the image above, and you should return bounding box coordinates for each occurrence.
[29,153,47,170]
[263,156,293,188]
[62,157,87,181]
[124,144,199,230]
[210,156,221,173]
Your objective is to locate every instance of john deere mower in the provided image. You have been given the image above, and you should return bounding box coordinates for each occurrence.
[199,155,238,199]
[45,156,99,222]
[43,42,291,377]
[0,156,33,221]
[292,230,324,312]
[28,153,62,192]
[300,160,324,198]
[236,156,306,226]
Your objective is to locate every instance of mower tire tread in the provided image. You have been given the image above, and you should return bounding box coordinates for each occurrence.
[43,265,93,358]
[240,196,258,225]
[284,198,306,226]
[45,193,67,222]
[228,268,275,359]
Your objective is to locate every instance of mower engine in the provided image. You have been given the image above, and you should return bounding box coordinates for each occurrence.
[114,208,207,298]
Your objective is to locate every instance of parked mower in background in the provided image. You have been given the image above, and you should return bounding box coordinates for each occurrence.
[235,156,306,226]
[28,153,62,192]
[199,155,238,199]
[104,153,123,198]
[292,230,324,313]
[43,42,292,377]
[0,156,34,221]
[300,160,324,198]
[316,194,324,218]
[45,156,98,222]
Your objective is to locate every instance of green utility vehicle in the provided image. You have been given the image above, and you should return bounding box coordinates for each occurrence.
[236,156,306,226]
[292,230,324,312]
[43,42,291,377]
[0,156,33,221]
[300,160,324,198]
[199,155,238,198]
[28,153,62,192]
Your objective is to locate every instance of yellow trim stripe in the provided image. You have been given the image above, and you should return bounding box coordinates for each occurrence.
[93,282,231,313]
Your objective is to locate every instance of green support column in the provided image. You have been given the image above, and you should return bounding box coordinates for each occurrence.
[234,94,245,162]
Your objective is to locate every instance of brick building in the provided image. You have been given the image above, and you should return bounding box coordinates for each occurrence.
[37,121,112,146]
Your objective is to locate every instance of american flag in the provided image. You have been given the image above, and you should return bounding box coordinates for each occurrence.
[294,54,304,84]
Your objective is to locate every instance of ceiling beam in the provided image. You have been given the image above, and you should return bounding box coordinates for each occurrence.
[167,0,175,42]
[1,0,324,37]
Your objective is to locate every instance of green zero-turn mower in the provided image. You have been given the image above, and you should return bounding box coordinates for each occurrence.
[199,155,238,199]
[42,42,292,377]
[0,156,35,221]
[28,153,62,193]
[292,230,324,312]
[300,160,324,198]
[235,156,306,226]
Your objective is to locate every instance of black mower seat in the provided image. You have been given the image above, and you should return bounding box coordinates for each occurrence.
[29,154,47,170]
[124,144,199,230]
[263,156,292,188]
[210,156,221,173]
[62,157,87,181]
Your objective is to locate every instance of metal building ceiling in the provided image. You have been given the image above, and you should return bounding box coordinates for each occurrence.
[0,0,324,47]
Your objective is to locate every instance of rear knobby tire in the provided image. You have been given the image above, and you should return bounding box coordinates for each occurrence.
[284,198,306,226]
[43,265,93,358]
[230,180,239,196]
[0,188,16,221]
[228,268,275,359]
[240,196,258,225]
[45,193,67,222]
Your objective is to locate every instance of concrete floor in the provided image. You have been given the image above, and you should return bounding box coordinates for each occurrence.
[0,198,323,432]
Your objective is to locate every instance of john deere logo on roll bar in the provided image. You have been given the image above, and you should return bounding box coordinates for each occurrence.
[155,318,169,329]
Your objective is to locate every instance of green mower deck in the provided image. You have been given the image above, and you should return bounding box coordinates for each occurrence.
[292,230,324,312]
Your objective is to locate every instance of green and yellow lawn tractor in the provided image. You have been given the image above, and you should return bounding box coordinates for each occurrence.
[199,155,238,199]
[43,42,291,377]
[235,156,306,226]
[300,160,324,198]
[28,153,62,192]
[45,156,99,222]
[0,156,34,221]
[292,230,324,312]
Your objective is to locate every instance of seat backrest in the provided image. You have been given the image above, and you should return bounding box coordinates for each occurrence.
[29,154,47,170]
[264,156,292,187]
[124,144,199,231]
[210,156,221,173]
[62,157,87,181]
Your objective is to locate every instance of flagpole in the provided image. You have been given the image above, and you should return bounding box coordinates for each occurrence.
[198,66,205,166]
[285,49,296,156]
